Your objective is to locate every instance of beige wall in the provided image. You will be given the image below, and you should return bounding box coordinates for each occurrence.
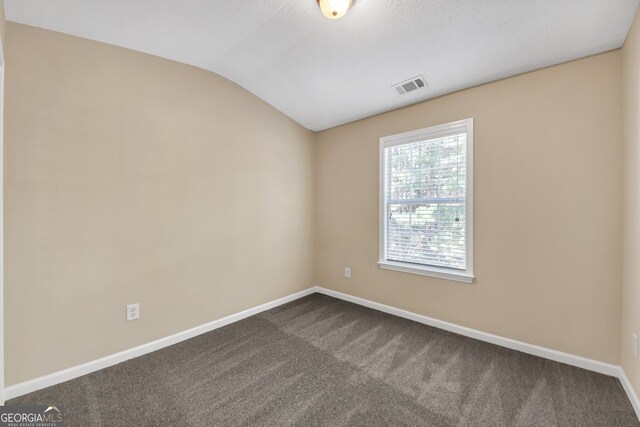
[4,23,315,386]
[0,0,6,55]
[0,1,5,55]
[315,51,623,364]
[3,17,632,388]
[622,7,640,398]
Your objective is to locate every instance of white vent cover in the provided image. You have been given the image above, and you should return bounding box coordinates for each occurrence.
[393,75,428,95]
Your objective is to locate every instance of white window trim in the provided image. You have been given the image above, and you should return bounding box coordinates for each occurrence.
[378,118,474,284]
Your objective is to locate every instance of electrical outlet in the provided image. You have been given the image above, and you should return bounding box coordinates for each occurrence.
[633,333,638,358]
[344,267,351,278]
[126,303,140,322]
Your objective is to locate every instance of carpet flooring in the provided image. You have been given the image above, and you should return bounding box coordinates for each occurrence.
[8,293,640,426]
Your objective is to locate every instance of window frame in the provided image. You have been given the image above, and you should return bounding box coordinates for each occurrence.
[378,118,474,284]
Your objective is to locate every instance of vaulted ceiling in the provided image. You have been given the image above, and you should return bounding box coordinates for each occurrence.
[4,0,639,131]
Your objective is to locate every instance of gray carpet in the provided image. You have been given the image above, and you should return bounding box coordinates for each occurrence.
[8,293,639,426]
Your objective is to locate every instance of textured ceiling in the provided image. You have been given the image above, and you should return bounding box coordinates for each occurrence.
[4,0,639,131]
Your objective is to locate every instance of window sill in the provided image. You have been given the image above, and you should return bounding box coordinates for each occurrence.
[378,261,474,284]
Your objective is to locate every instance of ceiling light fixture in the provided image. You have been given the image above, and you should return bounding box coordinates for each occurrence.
[317,0,352,20]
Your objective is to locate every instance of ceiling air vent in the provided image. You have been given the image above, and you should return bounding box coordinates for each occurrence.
[393,75,428,95]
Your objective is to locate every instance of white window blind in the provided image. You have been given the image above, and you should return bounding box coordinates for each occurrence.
[379,119,473,283]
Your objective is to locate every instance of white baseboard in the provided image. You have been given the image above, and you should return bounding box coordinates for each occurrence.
[5,284,639,422]
[315,286,640,420]
[4,287,317,401]
[619,367,640,421]
[314,287,619,376]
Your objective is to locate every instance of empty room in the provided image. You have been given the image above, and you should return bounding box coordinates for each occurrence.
[0,0,639,425]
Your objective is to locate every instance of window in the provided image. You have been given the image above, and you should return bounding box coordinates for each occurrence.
[379,119,474,283]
